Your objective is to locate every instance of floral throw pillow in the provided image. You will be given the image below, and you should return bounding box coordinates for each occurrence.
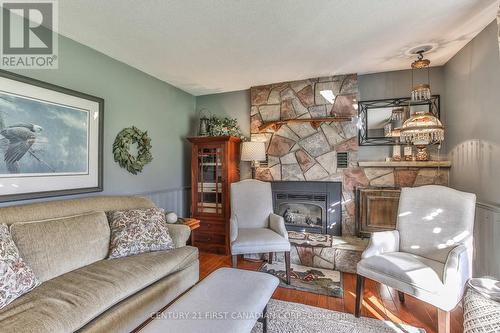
[0,224,40,309]
[107,208,174,259]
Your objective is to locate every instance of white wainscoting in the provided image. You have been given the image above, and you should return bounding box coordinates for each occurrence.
[139,187,191,217]
[473,202,500,279]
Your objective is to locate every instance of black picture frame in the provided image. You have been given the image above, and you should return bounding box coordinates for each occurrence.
[0,69,104,202]
[358,95,440,146]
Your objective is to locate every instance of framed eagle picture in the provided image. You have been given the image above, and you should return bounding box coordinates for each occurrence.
[0,70,104,202]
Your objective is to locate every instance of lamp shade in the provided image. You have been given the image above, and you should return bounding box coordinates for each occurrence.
[400,112,444,145]
[241,141,266,161]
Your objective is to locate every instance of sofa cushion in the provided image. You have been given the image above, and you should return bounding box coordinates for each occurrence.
[0,224,40,309]
[0,246,198,333]
[0,196,155,226]
[107,208,174,259]
[9,211,110,282]
[79,262,199,333]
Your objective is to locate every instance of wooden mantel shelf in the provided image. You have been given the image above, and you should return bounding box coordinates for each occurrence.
[358,160,451,168]
[258,116,352,132]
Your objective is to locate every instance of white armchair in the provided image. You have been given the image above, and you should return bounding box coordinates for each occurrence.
[230,179,291,284]
[355,185,476,333]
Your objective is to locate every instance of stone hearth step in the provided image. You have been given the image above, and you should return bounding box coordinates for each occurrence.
[275,233,369,274]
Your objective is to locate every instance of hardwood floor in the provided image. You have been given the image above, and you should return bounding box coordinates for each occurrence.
[199,252,464,333]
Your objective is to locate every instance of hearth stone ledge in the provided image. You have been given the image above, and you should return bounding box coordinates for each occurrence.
[273,234,368,274]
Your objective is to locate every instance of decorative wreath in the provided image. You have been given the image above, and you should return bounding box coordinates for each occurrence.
[113,126,153,175]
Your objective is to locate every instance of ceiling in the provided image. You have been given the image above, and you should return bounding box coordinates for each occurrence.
[58,0,498,96]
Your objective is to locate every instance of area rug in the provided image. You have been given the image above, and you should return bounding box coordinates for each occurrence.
[288,231,332,247]
[251,299,426,333]
[260,262,342,297]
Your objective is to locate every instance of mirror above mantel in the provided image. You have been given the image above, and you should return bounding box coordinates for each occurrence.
[358,95,440,146]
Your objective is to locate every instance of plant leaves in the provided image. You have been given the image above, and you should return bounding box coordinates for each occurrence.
[113,126,153,175]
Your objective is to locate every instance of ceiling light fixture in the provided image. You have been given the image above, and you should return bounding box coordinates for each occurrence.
[400,50,444,161]
[410,50,431,101]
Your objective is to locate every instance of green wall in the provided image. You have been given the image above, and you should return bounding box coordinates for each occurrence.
[2,33,197,205]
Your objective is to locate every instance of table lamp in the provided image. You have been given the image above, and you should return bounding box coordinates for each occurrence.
[241,141,266,179]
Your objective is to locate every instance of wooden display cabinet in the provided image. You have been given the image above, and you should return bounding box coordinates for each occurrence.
[187,136,241,255]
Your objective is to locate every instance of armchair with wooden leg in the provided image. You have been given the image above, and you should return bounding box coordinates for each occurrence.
[354,185,476,333]
[230,179,291,284]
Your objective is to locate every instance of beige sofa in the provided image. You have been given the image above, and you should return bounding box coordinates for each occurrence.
[0,196,200,333]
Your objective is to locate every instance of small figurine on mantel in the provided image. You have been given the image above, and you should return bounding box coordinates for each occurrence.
[403,145,413,161]
[391,142,415,162]
[392,144,401,161]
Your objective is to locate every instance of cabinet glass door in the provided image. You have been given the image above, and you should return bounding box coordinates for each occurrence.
[197,145,223,215]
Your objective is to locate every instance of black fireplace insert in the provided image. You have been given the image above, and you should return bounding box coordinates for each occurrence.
[271,181,342,236]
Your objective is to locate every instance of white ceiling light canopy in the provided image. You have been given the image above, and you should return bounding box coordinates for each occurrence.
[404,44,438,57]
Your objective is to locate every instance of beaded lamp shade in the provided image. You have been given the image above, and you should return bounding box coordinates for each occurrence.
[400,112,444,145]
[400,112,444,161]
[411,83,431,102]
[410,51,432,102]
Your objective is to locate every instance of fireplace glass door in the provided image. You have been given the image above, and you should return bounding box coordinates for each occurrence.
[196,146,223,216]
[278,202,323,230]
[271,182,342,236]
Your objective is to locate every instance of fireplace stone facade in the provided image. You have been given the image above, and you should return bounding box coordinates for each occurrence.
[250,75,360,235]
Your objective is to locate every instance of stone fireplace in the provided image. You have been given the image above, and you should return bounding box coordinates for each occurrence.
[248,75,452,272]
[249,75,451,237]
[272,181,342,236]
[250,74,360,235]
